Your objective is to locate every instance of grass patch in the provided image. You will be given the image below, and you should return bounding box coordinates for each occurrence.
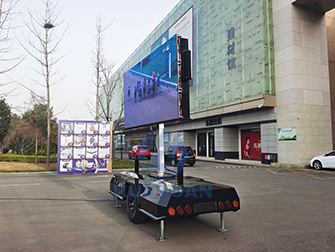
[0,162,57,173]
[0,159,135,172]
[113,159,135,169]
[0,154,57,163]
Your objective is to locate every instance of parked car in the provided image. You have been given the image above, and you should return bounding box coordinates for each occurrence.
[164,146,196,167]
[129,145,151,160]
[310,150,335,170]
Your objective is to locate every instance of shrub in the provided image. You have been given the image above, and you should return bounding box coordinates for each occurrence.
[43,142,57,155]
[0,154,57,163]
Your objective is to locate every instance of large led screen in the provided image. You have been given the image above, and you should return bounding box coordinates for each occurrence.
[124,35,178,129]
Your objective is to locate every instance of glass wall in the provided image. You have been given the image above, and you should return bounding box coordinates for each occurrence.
[191,0,275,111]
[104,0,275,120]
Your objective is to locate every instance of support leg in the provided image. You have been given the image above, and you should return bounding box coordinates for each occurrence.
[156,220,168,241]
[218,212,228,232]
[114,196,121,208]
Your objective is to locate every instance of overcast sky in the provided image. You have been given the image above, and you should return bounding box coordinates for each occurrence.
[1,0,180,121]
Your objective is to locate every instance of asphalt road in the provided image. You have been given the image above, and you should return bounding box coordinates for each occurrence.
[1,161,335,252]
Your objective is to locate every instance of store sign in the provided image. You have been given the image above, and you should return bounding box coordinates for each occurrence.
[57,120,112,174]
[278,127,296,141]
[206,118,222,126]
[227,27,236,70]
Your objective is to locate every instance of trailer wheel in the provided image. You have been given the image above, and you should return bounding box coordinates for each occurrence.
[126,185,147,224]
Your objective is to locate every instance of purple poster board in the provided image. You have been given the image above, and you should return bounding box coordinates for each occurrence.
[57,120,111,174]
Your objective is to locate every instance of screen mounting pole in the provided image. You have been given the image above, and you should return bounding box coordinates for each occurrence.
[157,123,165,177]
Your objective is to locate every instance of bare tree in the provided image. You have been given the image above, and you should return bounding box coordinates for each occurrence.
[98,60,122,121]
[90,15,113,121]
[100,68,124,160]
[88,15,124,161]
[18,0,66,168]
[22,93,46,164]
[89,15,124,124]
[0,0,23,98]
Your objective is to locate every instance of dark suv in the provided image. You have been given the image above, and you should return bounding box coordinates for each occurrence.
[164,146,196,167]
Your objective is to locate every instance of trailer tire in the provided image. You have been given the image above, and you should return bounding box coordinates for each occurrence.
[126,185,147,224]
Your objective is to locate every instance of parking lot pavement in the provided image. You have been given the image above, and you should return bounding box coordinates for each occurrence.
[1,162,335,251]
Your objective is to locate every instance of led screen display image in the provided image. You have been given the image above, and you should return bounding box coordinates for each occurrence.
[124,35,179,129]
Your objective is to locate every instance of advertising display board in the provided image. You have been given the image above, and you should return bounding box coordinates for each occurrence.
[124,34,190,129]
[151,8,193,52]
[241,129,261,160]
[151,8,193,83]
[124,35,179,129]
[57,120,112,174]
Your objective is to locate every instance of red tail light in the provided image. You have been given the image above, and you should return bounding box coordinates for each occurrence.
[185,205,192,214]
[192,149,196,157]
[176,206,184,215]
[218,201,225,210]
[225,201,232,209]
[176,148,180,158]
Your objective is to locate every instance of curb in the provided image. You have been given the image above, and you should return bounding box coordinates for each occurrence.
[197,157,310,169]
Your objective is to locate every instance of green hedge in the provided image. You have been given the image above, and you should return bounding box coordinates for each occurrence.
[0,154,57,163]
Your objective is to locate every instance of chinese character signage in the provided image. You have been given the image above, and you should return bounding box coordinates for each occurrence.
[57,120,112,174]
[206,118,222,126]
[227,27,236,71]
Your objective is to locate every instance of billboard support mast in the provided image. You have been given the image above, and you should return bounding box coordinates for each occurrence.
[157,123,165,177]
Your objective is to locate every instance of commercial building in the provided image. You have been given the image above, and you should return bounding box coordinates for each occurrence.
[105,0,335,166]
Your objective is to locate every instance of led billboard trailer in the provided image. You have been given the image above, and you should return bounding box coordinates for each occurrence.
[124,35,190,129]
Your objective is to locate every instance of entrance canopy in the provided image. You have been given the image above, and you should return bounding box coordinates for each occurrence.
[292,0,335,13]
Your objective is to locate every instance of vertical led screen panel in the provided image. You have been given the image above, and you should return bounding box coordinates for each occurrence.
[124,35,179,129]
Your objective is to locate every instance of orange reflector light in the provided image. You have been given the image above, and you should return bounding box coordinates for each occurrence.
[233,200,239,208]
[185,205,192,214]
[168,207,176,216]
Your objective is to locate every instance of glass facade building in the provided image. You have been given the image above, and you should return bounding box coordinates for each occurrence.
[114,0,275,113]
[106,0,335,166]
[190,0,275,111]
